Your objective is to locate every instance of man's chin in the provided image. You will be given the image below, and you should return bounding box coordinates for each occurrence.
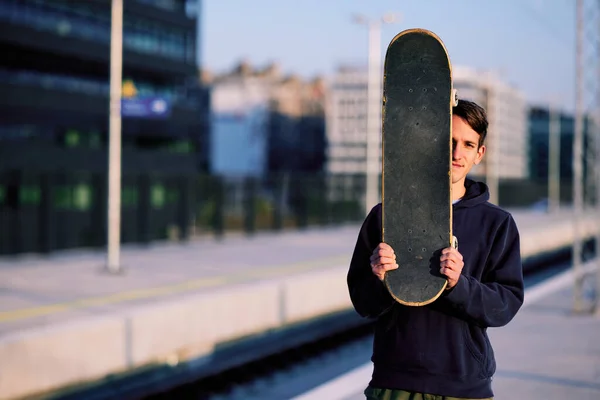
[451,176,465,185]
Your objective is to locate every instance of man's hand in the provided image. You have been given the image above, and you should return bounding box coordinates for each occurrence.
[370,243,398,281]
[440,247,464,289]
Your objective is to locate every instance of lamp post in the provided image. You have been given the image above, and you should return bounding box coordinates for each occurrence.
[573,0,584,312]
[107,0,123,273]
[548,97,561,213]
[353,13,400,216]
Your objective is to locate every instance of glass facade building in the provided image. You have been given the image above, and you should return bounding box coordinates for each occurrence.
[0,0,209,173]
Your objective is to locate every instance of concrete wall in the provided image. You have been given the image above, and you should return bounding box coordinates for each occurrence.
[0,266,352,400]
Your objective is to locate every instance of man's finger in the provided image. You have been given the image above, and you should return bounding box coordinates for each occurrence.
[440,252,461,261]
[441,261,463,273]
[441,258,459,267]
[378,243,394,252]
[440,256,463,267]
[373,264,398,275]
[373,253,392,264]
[441,247,463,259]
[373,262,398,270]
[373,255,396,264]
[440,266,457,276]
[376,249,395,258]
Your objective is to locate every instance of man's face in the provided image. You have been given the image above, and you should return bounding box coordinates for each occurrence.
[451,115,486,184]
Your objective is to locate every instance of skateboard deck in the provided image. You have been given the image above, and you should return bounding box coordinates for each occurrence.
[381,28,454,306]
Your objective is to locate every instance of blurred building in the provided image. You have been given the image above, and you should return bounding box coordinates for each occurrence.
[268,71,326,175]
[453,66,528,180]
[206,61,327,178]
[207,62,271,178]
[0,0,209,174]
[324,65,530,181]
[528,104,594,190]
[324,65,374,175]
[324,65,531,207]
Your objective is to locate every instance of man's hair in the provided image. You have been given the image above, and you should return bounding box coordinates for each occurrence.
[453,99,488,148]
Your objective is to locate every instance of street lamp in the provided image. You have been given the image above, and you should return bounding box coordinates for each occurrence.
[107,0,123,273]
[353,13,401,216]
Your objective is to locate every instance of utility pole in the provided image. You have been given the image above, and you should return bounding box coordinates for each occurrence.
[353,13,400,216]
[107,0,123,273]
[548,98,561,213]
[595,121,600,317]
[484,86,499,206]
[595,4,600,317]
[573,0,584,312]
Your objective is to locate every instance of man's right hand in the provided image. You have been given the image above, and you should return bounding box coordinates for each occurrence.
[370,243,398,281]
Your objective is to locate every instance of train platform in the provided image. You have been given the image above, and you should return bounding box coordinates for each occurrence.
[297,266,600,400]
[0,208,598,399]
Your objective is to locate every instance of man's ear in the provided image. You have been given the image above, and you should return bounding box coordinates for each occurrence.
[475,144,486,165]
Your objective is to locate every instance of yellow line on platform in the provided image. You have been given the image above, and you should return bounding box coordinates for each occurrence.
[0,254,349,324]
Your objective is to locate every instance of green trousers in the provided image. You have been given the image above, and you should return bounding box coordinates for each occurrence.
[364,386,493,400]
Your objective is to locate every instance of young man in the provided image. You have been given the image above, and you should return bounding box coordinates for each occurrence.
[347,100,524,400]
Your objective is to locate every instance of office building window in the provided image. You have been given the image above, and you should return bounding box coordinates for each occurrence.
[0,68,184,102]
[135,0,183,12]
[0,0,190,61]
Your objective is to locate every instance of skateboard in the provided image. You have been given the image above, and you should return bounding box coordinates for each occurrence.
[381,28,456,306]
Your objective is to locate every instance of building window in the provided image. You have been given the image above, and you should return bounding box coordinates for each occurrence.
[0,68,181,102]
[0,0,188,61]
[135,0,183,12]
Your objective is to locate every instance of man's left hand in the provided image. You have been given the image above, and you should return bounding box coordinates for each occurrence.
[440,247,464,289]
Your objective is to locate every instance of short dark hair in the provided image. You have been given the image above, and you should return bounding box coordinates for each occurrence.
[453,99,488,148]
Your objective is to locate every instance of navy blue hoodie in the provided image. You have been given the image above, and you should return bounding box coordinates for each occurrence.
[347,179,524,398]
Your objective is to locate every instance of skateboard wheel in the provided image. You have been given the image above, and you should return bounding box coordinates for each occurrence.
[452,88,458,106]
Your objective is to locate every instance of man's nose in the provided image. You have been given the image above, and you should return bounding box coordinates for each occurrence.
[452,144,461,159]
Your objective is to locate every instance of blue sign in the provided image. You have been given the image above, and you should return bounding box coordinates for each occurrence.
[121,97,171,119]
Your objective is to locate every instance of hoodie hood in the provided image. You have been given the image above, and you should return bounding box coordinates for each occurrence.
[455,178,490,209]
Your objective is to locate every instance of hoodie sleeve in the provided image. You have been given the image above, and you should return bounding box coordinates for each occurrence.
[442,214,524,328]
[347,204,396,319]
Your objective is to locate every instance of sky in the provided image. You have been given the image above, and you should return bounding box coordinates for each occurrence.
[200,0,576,111]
